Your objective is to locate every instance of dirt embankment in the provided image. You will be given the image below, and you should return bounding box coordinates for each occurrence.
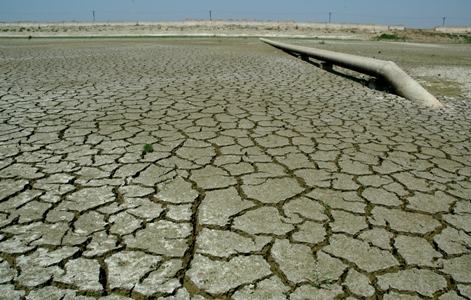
[376,29,471,44]
[0,22,470,44]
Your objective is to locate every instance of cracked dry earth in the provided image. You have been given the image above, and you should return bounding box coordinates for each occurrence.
[0,38,471,300]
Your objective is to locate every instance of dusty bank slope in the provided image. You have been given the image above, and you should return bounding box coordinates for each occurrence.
[1,20,469,42]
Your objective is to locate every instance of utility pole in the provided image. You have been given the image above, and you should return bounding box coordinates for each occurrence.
[210,11,212,21]
[92,11,95,23]
[442,17,446,26]
[329,12,332,23]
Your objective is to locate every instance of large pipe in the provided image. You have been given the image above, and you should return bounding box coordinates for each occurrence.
[260,38,443,107]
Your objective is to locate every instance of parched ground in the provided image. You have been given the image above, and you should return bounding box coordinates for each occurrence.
[0,37,470,299]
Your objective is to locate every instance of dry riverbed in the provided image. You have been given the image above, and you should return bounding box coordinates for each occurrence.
[0,37,470,299]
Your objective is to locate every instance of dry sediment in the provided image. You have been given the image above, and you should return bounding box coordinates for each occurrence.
[0,38,470,299]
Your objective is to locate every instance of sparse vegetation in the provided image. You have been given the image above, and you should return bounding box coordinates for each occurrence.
[143,144,154,153]
[160,178,173,190]
[374,33,405,41]
[308,271,332,289]
[322,201,331,215]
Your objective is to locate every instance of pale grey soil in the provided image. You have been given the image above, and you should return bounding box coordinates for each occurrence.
[0,37,470,299]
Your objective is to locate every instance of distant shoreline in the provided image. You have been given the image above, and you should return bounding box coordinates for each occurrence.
[0,20,404,29]
[0,21,397,41]
[0,21,469,43]
[1,20,469,32]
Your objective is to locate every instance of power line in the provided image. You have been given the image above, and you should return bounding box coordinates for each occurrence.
[0,10,469,22]
[0,11,89,15]
[0,10,207,16]
[99,10,207,15]
[213,11,327,16]
[210,11,471,21]
[333,13,450,20]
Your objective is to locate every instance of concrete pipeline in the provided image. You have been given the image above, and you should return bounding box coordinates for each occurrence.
[260,38,443,107]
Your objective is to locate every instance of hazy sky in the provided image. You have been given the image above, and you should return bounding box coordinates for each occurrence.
[1,0,470,28]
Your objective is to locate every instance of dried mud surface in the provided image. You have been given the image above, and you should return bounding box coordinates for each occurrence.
[0,38,470,299]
